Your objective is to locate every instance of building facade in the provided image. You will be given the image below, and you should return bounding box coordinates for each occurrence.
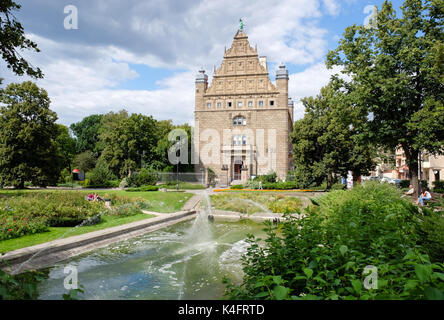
[374,147,444,188]
[194,28,294,186]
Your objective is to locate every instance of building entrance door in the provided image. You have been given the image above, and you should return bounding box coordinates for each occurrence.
[234,163,242,180]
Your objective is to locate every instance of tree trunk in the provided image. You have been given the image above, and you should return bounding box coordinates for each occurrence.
[405,147,420,198]
[327,172,332,190]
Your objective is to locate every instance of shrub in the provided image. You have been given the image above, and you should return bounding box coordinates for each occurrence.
[119,178,128,189]
[225,182,444,300]
[88,163,116,188]
[230,184,244,190]
[400,180,411,189]
[0,192,105,236]
[243,180,259,189]
[0,215,48,241]
[418,213,444,262]
[137,169,157,186]
[433,181,444,193]
[0,268,49,300]
[256,172,277,183]
[110,202,150,217]
[331,183,346,190]
[267,197,302,214]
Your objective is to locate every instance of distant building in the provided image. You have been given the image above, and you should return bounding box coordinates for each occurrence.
[390,147,443,188]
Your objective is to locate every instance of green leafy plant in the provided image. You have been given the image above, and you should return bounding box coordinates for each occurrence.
[224,182,444,300]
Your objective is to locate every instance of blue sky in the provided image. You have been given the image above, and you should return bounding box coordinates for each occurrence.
[0,0,406,126]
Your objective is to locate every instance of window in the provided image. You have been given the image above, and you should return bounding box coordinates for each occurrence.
[217,102,222,108]
[270,100,274,106]
[238,101,243,107]
[258,101,264,107]
[207,102,211,109]
[227,102,232,107]
[248,101,253,107]
[233,116,246,126]
[232,135,246,146]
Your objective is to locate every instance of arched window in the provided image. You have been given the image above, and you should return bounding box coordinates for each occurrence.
[233,116,246,126]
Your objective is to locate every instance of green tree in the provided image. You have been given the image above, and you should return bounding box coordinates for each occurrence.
[326,0,444,195]
[69,114,103,155]
[72,151,96,173]
[291,80,376,188]
[0,0,43,78]
[56,124,76,171]
[0,82,61,188]
[98,110,158,178]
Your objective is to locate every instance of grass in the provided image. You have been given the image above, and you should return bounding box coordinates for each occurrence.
[0,189,193,213]
[0,189,193,252]
[105,190,193,212]
[0,213,155,253]
[159,182,206,190]
[210,192,303,214]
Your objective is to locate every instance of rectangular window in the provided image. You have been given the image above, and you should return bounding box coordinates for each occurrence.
[242,135,247,146]
[242,118,247,126]
[227,102,232,107]
[258,101,264,107]
[238,101,243,107]
[207,103,211,109]
[217,102,222,108]
[233,136,237,145]
[270,100,274,106]
[248,101,253,107]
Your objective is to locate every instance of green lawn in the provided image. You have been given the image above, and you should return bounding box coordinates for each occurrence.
[106,190,193,212]
[0,189,193,213]
[0,213,155,253]
[0,189,193,253]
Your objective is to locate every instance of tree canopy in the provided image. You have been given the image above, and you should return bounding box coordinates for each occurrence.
[0,82,61,188]
[0,0,43,78]
[326,0,444,193]
[291,80,376,188]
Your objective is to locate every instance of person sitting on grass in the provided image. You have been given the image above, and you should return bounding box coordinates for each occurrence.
[417,189,432,206]
[93,192,104,202]
[404,185,415,195]
[87,193,94,201]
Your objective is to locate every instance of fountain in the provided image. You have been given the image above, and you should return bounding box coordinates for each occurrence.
[37,191,266,300]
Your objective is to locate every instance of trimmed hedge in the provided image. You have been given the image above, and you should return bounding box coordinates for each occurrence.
[125,185,159,192]
[433,180,444,194]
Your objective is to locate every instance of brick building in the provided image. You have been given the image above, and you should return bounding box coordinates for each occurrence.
[194,27,294,186]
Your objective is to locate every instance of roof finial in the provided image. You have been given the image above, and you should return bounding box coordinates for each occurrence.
[239,18,244,31]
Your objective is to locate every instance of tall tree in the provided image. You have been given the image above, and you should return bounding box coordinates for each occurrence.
[69,114,103,155]
[327,0,444,195]
[291,80,376,188]
[0,82,61,188]
[0,0,43,78]
[98,110,158,178]
[55,124,76,171]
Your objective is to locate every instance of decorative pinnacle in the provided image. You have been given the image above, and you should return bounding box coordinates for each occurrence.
[239,18,244,31]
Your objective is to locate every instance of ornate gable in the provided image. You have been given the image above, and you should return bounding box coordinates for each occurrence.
[206,30,277,96]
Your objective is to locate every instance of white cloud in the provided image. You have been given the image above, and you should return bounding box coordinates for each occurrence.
[322,0,341,16]
[1,0,347,126]
[289,63,343,120]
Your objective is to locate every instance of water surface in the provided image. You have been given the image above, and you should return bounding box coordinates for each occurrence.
[38,218,266,300]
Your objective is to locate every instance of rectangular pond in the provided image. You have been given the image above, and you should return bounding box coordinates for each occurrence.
[37,215,266,300]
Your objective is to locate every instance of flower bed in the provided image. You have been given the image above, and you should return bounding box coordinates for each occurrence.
[0,191,150,241]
